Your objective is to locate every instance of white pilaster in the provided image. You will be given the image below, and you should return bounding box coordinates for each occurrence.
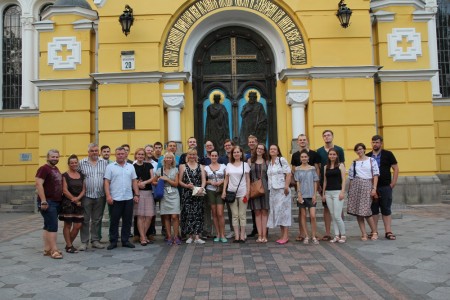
[425,0,441,97]
[20,16,36,109]
[286,90,310,140]
[162,93,185,142]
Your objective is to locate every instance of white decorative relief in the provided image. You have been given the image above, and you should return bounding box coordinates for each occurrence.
[48,37,81,70]
[162,93,185,109]
[388,28,422,62]
[93,0,108,8]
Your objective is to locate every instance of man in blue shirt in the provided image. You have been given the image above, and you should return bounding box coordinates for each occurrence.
[104,147,140,250]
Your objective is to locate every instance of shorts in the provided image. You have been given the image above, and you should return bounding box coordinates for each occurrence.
[206,189,224,205]
[39,200,60,232]
[297,198,317,209]
[371,185,392,216]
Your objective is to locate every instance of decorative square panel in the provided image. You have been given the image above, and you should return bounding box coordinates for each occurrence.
[48,37,81,70]
[388,28,422,62]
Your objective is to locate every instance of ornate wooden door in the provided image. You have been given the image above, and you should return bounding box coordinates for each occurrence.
[193,26,277,155]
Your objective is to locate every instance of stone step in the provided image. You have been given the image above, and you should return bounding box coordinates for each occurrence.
[0,205,35,213]
[9,199,32,205]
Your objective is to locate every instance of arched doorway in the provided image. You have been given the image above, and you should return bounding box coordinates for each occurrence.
[193,26,277,156]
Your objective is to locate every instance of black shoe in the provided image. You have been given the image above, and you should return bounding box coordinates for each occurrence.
[107,243,117,250]
[233,239,240,243]
[122,241,136,248]
[240,239,246,243]
[247,230,258,238]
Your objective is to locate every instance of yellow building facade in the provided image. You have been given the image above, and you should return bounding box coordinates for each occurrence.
[0,0,449,204]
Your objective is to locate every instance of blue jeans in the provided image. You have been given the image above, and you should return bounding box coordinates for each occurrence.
[39,200,60,232]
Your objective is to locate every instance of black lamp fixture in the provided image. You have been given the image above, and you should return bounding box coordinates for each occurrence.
[119,5,134,36]
[336,0,352,28]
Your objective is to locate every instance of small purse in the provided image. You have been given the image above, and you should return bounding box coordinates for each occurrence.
[185,167,205,197]
[224,191,236,203]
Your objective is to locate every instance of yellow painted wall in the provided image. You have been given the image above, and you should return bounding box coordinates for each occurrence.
[434,105,450,173]
[0,116,39,184]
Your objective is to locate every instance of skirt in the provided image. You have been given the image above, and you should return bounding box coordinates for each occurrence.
[347,177,373,217]
[267,188,291,228]
[58,197,84,223]
[133,190,155,217]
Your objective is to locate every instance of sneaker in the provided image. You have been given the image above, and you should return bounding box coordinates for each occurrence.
[213,237,220,242]
[338,236,347,243]
[194,238,206,244]
[174,237,182,245]
[220,237,228,243]
[92,241,105,249]
[226,232,235,239]
[78,243,88,251]
[166,238,174,246]
[186,237,193,244]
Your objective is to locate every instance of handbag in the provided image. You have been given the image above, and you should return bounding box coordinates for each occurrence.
[223,163,245,203]
[212,169,223,193]
[249,163,265,198]
[154,179,165,200]
[185,166,206,197]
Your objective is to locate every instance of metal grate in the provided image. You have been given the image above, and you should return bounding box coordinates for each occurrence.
[2,5,22,110]
[437,0,450,98]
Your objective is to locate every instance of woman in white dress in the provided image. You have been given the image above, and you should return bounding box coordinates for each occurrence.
[267,144,292,244]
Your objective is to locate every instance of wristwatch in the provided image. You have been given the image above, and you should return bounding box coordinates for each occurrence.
[134,194,140,197]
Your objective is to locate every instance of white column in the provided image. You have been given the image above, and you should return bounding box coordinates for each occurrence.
[20,16,36,109]
[425,1,441,98]
[162,93,185,142]
[286,90,310,139]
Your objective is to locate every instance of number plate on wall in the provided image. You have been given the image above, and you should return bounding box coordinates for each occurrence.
[121,51,135,71]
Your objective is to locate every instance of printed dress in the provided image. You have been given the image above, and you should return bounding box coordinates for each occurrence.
[180,164,204,235]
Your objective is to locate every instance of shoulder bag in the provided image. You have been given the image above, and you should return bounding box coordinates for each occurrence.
[185,166,206,197]
[153,166,165,201]
[250,163,265,198]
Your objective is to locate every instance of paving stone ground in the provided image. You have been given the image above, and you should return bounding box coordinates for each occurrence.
[0,204,449,299]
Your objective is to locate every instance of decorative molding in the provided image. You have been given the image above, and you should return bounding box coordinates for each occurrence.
[279,66,379,81]
[33,20,54,32]
[370,0,426,10]
[0,110,39,117]
[376,69,438,82]
[48,37,81,70]
[91,72,164,84]
[73,19,96,31]
[371,10,396,23]
[41,6,98,21]
[432,98,450,106]
[425,0,438,13]
[388,28,422,62]
[161,72,190,83]
[162,93,185,109]
[20,16,35,29]
[286,90,310,106]
[93,0,108,8]
[412,10,436,22]
[32,78,94,90]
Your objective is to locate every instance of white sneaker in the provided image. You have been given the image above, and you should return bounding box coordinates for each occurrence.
[78,243,88,251]
[92,241,105,249]
[194,238,205,244]
[186,237,193,244]
[226,232,235,239]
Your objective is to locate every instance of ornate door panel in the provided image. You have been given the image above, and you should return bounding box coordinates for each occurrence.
[193,26,277,155]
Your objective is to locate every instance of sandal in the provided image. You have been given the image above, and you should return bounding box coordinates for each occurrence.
[330,236,340,243]
[368,232,377,239]
[371,232,379,240]
[312,237,319,245]
[295,235,304,242]
[65,245,78,253]
[361,234,368,241]
[385,232,396,240]
[321,235,332,241]
[338,236,347,243]
[303,237,309,245]
[50,250,63,259]
[140,240,148,246]
[43,250,51,256]
[256,238,263,243]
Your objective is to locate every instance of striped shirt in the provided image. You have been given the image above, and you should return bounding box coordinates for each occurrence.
[78,157,109,198]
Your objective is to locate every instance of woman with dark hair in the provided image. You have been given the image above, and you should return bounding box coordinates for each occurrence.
[133,148,155,246]
[179,148,207,244]
[347,143,380,241]
[323,148,347,243]
[222,146,251,243]
[267,144,292,244]
[248,143,270,243]
[60,154,85,253]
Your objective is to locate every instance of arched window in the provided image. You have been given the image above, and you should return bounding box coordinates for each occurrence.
[39,3,53,20]
[2,5,22,110]
[437,0,450,98]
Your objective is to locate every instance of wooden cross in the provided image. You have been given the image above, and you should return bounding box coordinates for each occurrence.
[210,37,257,95]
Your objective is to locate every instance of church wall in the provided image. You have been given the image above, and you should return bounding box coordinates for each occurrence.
[0,116,39,184]
[434,105,450,173]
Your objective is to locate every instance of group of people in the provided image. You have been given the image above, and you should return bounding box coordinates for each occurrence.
[35,131,398,259]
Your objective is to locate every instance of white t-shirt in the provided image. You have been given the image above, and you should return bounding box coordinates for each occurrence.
[205,164,226,191]
[225,162,250,197]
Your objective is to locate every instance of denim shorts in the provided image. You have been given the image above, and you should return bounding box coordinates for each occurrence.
[297,198,317,209]
[39,200,60,232]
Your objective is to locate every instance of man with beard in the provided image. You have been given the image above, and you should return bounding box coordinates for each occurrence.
[367,135,399,240]
[36,149,63,259]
